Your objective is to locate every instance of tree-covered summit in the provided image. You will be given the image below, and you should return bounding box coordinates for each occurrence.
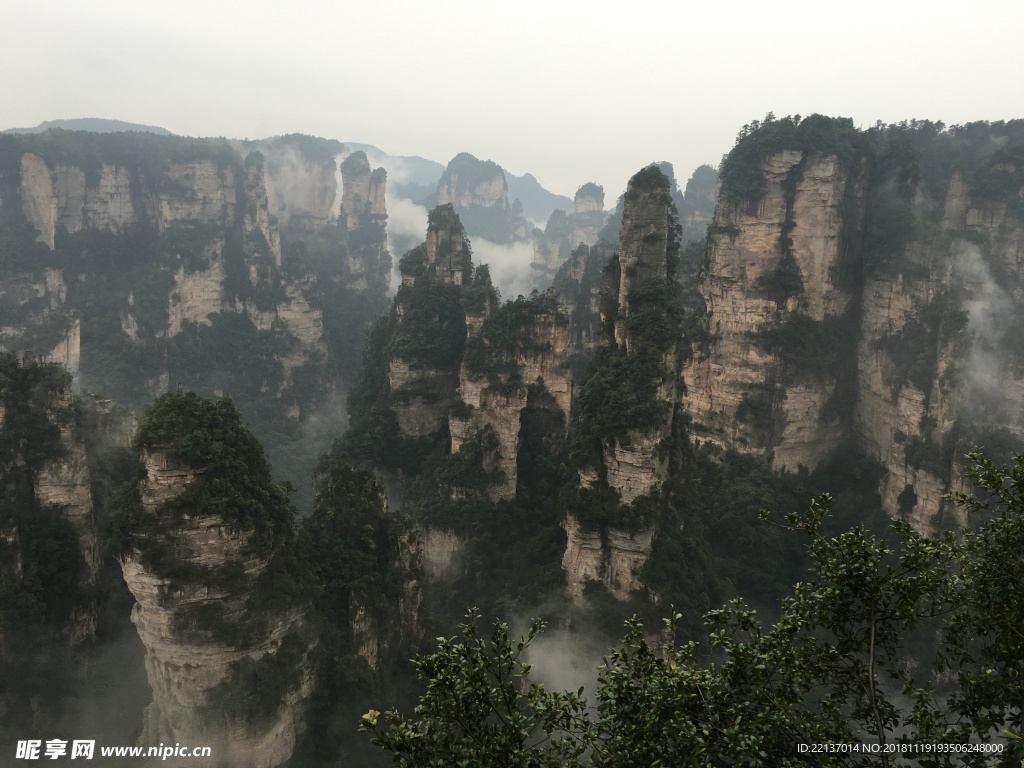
[131,391,293,550]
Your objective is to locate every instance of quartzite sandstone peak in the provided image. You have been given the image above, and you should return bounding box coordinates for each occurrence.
[684,116,1024,534]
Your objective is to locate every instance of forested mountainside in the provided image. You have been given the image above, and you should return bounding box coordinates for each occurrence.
[1,115,1022,767]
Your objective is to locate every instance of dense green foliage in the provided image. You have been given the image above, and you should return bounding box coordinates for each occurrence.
[756,251,805,305]
[360,610,589,767]
[204,629,309,727]
[300,458,413,618]
[569,346,671,465]
[291,456,421,766]
[720,114,865,205]
[752,312,855,383]
[0,130,398,513]
[0,356,144,747]
[464,292,561,386]
[567,169,683,478]
[874,289,970,395]
[387,280,467,369]
[0,356,87,620]
[132,392,293,552]
[364,452,1024,766]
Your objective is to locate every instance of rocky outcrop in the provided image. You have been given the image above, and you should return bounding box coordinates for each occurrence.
[419,527,465,581]
[158,161,238,228]
[244,152,282,265]
[562,514,655,600]
[259,145,338,233]
[683,151,856,468]
[340,151,387,231]
[531,211,572,288]
[20,153,58,248]
[384,206,472,439]
[435,153,528,243]
[574,183,604,214]
[166,259,227,337]
[14,145,289,247]
[33,378,97,642]
[684,119,1024,533]
[19,153,252,247]
[562,167,680,598]
[437,153,509,211]
[351,529,421,670]
[424,205,472,285]
[530,185,608,289]
[43,318,81,389]
[0,354,99,642]
[450,298,572,502]
[0,262,81,389]
[389,358,457,438]
[121,448,311,768]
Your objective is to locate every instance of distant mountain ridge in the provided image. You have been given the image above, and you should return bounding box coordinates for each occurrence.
[505,171,573,224]
[6,120,581,229]
[4,118,174,135]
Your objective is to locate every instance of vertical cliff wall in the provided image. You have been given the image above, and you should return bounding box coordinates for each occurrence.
[118,393,311,768]
[451,293,572,501]
[683,149,858,468]
[530,183,609,289]
[382,205,471,439]
[340,151,387,231]
[561,166,682,600]
[683,116,1024,533]
[434,153,528,243]
[0,353,100,642]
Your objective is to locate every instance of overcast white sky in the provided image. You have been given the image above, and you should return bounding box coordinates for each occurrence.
[3,0,1022,198]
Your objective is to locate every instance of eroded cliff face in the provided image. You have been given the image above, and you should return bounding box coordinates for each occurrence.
[389,358,458,438]
[260,145,338,233]
[684,121,1024,534]
[562,169,680,600]
[340,151,387,231]
[683,151,856,469]
[450,305,572,501]
[435,153,528,243]
[36,417,98,642]
[419,526,465,581]
[562,515,655,600]
[385,206,471,439]
[121,448,311,768]
[2,138,338,422]
[19,153,248,245]
[437,153,510,211]
[530,185,608,289]
[350,529,421,670]
[3,354,100,641]
[244,152,283,266]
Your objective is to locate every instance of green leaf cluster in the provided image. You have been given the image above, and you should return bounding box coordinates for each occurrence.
[367,452,1024,766]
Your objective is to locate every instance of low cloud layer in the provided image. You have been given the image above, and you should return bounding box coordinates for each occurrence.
[469,236,535,301]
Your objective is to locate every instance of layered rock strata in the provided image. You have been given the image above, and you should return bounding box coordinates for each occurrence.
[684,125,1024,533]
[340,151,387,231]
[683,151,856,468]
[450,306,572,501]
[530,184,608,289]
[562,169,680,600]
[120,448,311,768]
